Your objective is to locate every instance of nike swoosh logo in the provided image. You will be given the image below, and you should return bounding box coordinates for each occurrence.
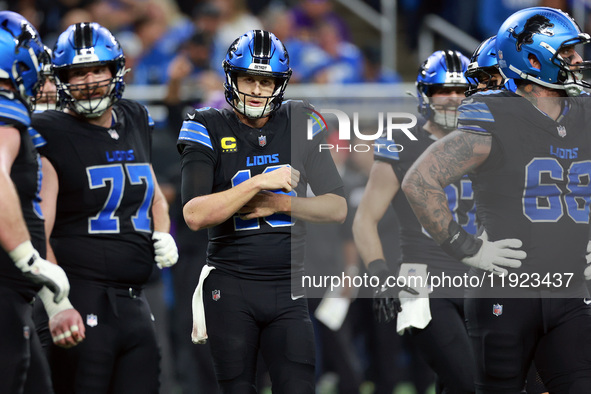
[583,298,591,305]
[291,293,304,300]
[187,113,196,120]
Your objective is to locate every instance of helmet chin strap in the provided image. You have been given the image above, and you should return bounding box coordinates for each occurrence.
[508,64,585,97]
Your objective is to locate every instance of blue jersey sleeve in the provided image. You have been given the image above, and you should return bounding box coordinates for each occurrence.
[0,93,30,129]
[457,96,495,135]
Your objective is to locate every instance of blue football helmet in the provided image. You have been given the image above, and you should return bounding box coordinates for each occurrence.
[416,50,469,130]
[53,22,127,117]
[222,30,291,118]
[465,36,517,96]
[0,11,45,110]
[496,7,591,96]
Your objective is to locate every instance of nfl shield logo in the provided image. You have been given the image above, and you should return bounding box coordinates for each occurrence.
[258,135,267,147]
[557,125,566,137]
[87,314,98,327]
[492,304,503,316]
[212,290,221,301]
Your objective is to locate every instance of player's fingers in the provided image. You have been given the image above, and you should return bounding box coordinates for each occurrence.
[70,324,85,343]
[494,257,522,269]
[498,248,527,260]
[491,266,509,277]
[493,238,523,249]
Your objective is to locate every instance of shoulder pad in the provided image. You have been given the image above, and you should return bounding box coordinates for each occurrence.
[0,92,30,128]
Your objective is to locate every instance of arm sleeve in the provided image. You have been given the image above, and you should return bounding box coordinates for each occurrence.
[180,144,216,206]
[305,133,345,197]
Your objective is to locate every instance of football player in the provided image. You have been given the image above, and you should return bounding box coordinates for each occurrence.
[464,35,515,96]
[32,22,178,393]
[353,50,477,393]
[178,30,346,393]
[33,46,58,112]
[402,7,591,392]
[0,10,76,394]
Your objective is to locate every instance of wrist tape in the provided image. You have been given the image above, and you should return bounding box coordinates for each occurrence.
[440,221,482,260]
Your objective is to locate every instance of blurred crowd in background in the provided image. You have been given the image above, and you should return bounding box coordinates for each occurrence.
[4,0,588,393]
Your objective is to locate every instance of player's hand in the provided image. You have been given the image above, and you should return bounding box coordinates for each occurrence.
[461,232,525,277]
[368,259,418,323]
[49,309,85,348]
[10,241,69,303]
[584,241,591,280]
[152,231,179,269]
[238,191,287,219]
[373,283,418,323]
[257,165,298,192]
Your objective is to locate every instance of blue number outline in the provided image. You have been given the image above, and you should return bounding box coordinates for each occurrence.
[86,163,154,234]
[523,158,591,223]
[231,165,296,231]
[87,164,125,233]
[125,163,154,232]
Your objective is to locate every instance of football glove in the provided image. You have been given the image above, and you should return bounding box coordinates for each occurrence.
[441,222,525,277]
[9,241,70,303]
[152,231,179,269]
[369,259,418,323]
[584,241,591,280]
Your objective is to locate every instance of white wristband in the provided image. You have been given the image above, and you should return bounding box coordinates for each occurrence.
[8,240,35,268]
[37,286,74,319]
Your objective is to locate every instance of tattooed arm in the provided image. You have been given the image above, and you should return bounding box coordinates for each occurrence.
[401,130,491,244]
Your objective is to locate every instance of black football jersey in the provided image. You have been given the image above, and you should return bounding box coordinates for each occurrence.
[458,91,591,289]
[0,91,45,298]
[375,123,475,287]
[177,100,344,280]
[32,100,156,287]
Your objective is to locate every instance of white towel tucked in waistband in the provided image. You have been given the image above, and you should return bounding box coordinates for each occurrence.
[396,263,432,335]
[191,265,216,344]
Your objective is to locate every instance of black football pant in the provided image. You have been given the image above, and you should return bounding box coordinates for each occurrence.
[49,281,160,394]
[408,297,476,394]
[465,296,591,393]
[0,286,53,394]
[203,269,315,394]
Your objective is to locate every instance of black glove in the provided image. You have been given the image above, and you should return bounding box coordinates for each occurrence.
[368,259,418,323]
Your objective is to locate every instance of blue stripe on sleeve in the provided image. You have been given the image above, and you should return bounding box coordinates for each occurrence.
[28,127,46,148]
[178,120,213,150]
[374,137,399,160]
[0,98,30,127]
[457,124,490,134]
[458,102,494,122]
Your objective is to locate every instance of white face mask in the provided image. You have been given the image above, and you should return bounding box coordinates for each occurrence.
[234,96,273,118]
[431,104,459,131]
